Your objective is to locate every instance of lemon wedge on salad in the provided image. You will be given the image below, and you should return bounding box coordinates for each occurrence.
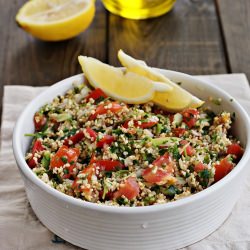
[118,49,204,112]
[16,0,95,41]
[78,56,171,104]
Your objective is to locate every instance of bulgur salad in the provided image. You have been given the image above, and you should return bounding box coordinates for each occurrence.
[25,83,244,207]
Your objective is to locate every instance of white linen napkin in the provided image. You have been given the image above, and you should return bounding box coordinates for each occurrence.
[0,74,250,250]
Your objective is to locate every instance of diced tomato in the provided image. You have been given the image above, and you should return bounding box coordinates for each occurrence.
[142,153,174,185]
[62,164,76,179]
[81,165,96,182]
[96,135,114,148]
[85,88,107,102]
[227,143,244,159]
[122,120,137,134]
[64,130,85,146]
[93,159,124,172]
[27,158,37,169]
[139,121,157,128]
[89,154,96,164]
[72,178,92,197]
[180,140,195,156]
[64,128,97,146]
[34,112,47,132]
[142,167,171,185]
[99,190,114,200]
[172,128,186,137]
[214,157,234,182]
[181,108,199,128]
[50,145,80,168]
[122,120,130,129]
[194,162,206,173]
[85,127,97,141]
[27,140,45,169]
[182,145,195,156]
[153,107,163,115]
[169,114,174,123]
[180,140,188,145]
[114,177,140,200]
[72,165,96,197]
[32,140,44,154]
[123,120,157,129]
[153,152,173,169]
[89,102,123,120]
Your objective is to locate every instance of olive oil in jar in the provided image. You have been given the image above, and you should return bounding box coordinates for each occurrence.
[102,0,176,20]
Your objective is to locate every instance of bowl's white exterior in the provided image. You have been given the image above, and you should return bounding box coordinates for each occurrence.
[13,70,250,250]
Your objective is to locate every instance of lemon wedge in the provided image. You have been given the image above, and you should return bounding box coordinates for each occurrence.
[16,0,95,41]
[78,56,171,104]
[118,49,204,112]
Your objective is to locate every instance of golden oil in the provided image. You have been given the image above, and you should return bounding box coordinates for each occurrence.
[102,0,176,20]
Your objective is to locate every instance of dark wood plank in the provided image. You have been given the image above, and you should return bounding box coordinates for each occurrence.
[216,0,250,80]
[0,0,107,122]
[0,0,107,86]
[108,0,227,75]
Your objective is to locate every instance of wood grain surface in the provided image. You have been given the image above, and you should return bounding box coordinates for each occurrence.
[0,1,107,118]
[0,0,249,122]
[108,0,227,75]
[216,0,250,79]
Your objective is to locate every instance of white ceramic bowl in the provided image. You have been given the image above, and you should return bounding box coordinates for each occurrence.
[13,70,250,250]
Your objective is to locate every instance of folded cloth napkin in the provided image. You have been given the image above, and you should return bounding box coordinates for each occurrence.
[0,74,250,250]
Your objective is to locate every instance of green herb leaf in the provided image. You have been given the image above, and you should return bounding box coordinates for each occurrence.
[41,152,50,169]
[61,156,68,164]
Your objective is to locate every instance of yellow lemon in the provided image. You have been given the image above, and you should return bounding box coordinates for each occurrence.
[118,49,204,112]
[16,0,95,41]
[78,56,171,104]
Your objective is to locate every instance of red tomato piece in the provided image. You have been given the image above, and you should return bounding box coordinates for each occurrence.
[180,140,195,156]
[27,158,37,169]
[99,190,114,200]
[64,130,85,146]
[169,114,174,123]
[182,145,195,156]
[72,165,96,197]
[142,167,171,185]
[32,140,44,154]
[27,140,45,169]
[122,120,130,129]
[114,177,140,200]
[81,165,96,182]
[62,164,76,179]
[172,128,186,137]
[227,143,244,159]
[72,178,92,196]
[89,102,123,120]
[122,120,137,134]
[50,145,80,168]
[142,153,174,185]
[153,152,173,169]
[96,135,114,148]
[34,112,47,132]
[138,121,157,129]
[180,139,188,145]
[153,107,164,115]
[194,162,206,173]
[181,108,199,128]
[214,157,234,182]
[85,127,97,141]
[85,88,107,102]
[93,159,124,172]
[123,120,157,129]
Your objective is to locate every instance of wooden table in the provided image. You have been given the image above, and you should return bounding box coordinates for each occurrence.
[0,0,249,120]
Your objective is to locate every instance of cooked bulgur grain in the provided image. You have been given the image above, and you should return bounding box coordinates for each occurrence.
[25,83,244,206]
